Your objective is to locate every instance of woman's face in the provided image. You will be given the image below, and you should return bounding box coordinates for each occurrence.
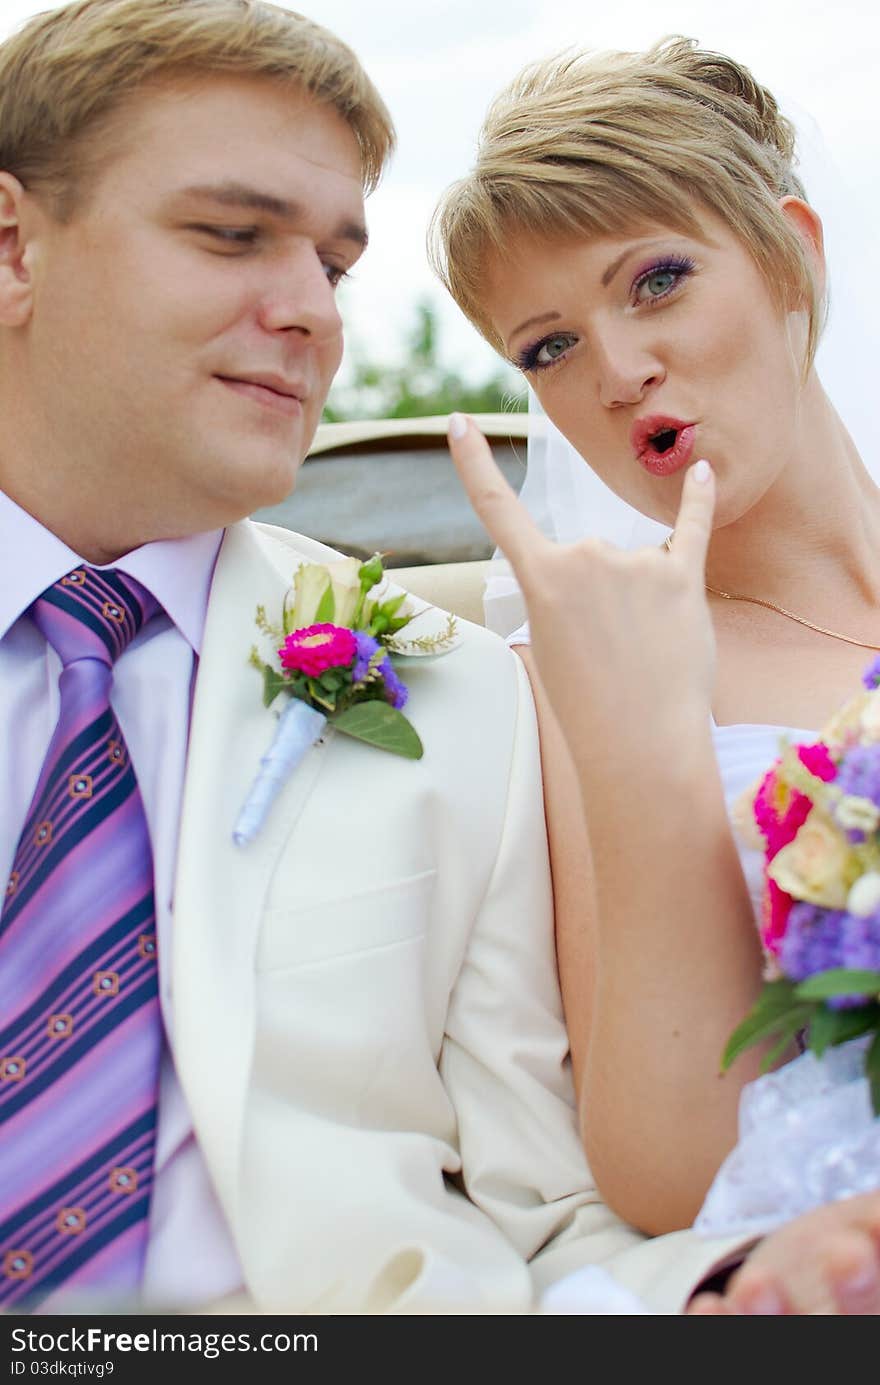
[481,209,809,530]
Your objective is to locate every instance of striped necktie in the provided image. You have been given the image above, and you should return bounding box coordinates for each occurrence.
[0,567,161,1311]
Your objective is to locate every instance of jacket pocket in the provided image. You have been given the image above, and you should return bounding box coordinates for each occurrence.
[256,867,436,971]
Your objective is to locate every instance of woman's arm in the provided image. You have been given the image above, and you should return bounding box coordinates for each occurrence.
[453,416,779,1234]
[516,642,767,1231]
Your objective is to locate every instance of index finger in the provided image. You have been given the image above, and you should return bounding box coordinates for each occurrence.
[668,458,716,574]
[447,412,551,572]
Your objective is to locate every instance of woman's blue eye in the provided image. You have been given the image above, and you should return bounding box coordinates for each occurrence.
[643,269,675,297]
[633,256,695,305]
[537,335,572,364]
[517,332,577,372]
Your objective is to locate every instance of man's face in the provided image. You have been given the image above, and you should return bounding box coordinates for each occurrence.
[21,76,366,549]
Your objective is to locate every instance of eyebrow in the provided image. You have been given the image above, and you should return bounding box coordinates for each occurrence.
[176,182,368,248]
[507,233,703,347]
[506,311,561,352]
[601,248,632,287]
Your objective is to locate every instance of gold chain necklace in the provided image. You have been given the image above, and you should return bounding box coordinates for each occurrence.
[662,537,880,651]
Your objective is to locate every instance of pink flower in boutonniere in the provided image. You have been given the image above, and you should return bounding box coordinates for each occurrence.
[233,553,459,846]
[278,623,357,678]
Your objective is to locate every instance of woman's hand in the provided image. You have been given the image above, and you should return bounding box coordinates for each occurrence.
[688,1192,880,1314]
[447,412,762,1232]
[446,413,717,770]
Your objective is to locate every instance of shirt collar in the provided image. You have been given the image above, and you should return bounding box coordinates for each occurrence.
[0,489,223,655]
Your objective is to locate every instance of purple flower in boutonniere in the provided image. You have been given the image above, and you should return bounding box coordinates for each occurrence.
[233,553,458,846]
[352,631,408,709]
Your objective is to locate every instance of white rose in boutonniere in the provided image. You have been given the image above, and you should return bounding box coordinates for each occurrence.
[233,553,459,845]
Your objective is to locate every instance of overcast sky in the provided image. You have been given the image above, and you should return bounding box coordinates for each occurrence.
[2,0,879,448]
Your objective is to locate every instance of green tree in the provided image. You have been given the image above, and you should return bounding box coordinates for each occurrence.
[324,299,526,421]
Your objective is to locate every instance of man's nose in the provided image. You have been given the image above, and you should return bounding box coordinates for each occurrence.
[256,245,343,341]
[595,325,664,409]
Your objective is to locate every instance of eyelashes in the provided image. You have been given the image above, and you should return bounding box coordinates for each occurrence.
[514,332,576,373]
[631,253,695,305]
[515,253,697,374]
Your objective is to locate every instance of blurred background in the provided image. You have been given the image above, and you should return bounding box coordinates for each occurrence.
[2,1,878,563]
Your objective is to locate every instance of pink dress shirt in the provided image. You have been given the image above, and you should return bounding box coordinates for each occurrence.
[0,490,244,1307]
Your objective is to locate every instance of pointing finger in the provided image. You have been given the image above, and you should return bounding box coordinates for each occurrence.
[669,458,715,576]
[447,412,551,574]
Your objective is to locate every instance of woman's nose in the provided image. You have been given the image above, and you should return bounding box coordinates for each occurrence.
[595,326,665,408]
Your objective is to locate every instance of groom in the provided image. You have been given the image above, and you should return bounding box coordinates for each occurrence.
[0,0,746,1314]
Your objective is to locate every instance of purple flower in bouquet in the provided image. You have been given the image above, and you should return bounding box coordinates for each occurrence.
[779,902,848,983]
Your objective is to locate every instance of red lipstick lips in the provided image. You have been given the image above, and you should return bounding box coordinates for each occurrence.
[631,415,696,477]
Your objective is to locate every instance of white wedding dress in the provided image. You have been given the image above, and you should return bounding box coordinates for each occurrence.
[507,618,880,1247]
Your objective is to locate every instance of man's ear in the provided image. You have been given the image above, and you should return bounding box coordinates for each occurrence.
[779,194,826,297]
[0,172,38,327]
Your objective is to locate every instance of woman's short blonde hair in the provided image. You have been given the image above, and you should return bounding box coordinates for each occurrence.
[431,36,824,367]
[0,0,395,217]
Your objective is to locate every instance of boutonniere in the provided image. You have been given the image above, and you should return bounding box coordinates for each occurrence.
[233,553,458,845]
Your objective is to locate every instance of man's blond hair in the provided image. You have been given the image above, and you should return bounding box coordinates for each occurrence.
[0,0,394,216]
[431,37,824,368]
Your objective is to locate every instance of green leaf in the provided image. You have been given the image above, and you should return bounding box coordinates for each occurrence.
[721,980,811,1071]
[806,1003,880,1059]
[378,593,408,620]
[795,969,880,1001]
[762,1021,806,1072]
[318,667,350,694]
[865,1030,880,1117]
[755,1005,815,1071]
[738,978,799,1017]
[262,666,288,709]
[314,585,335,624]
[333,703,423,759]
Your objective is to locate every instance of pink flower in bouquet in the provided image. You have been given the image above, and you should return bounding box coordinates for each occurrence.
[753,765,812,858]
[796,741,837,783]
[755,747,841,955]
[761,878,794,957]
[279,623,357,678]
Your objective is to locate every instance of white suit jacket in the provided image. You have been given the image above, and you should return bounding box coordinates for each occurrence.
[169,521,748,1314]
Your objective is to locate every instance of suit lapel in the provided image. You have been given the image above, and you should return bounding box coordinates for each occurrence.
[169,520,330,1223]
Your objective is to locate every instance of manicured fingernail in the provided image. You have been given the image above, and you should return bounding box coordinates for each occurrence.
[448,412,467,441]
[693,458,711,483]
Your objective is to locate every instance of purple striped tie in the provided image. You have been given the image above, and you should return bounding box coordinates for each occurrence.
[0,567,161,1312]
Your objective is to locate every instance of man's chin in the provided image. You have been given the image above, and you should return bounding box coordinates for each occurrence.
[224,460,303,522]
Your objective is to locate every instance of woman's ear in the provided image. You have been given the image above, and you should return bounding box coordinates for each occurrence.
[779,194,826,296]
[0,173,38,327]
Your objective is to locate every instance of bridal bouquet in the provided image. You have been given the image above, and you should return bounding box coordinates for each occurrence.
[722,657,880,1106]
[696,658,880,1236]
[233,553,457,846]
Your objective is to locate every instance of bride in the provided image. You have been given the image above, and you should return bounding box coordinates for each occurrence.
[433,36,880,1314]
